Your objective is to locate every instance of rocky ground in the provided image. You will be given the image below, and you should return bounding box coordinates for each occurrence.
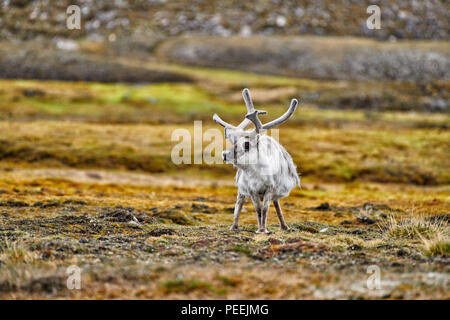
[0,173,448,299]
[1,0,449,41]
[159,36,450,83]
[0,0,448,300]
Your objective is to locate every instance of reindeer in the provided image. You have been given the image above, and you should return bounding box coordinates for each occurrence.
[213,89,300,233]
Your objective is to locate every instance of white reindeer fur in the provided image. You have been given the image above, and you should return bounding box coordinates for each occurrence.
[214,88,300,233]
[225,134,300,200]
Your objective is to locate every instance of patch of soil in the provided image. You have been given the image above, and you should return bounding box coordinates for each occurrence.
[148,228,176,237]
[33,201,60,208]
[310,202,331,211]
[153,208,194,225]
[259,240,327,259]
[0,200,29,207]
[98,206,155,224]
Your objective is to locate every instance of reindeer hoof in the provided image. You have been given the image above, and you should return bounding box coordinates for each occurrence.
[281,225,290,231]
[229,225,239,231]
[256,229,271,234]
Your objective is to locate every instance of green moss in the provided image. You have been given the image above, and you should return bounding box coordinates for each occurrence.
[424,241,450,257]
[232,244,252,255]
[159,279,222,294]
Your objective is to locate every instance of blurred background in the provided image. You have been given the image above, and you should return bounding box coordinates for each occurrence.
[0,0,448,183]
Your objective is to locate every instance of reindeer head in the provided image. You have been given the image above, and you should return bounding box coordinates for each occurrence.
[213,88,298,168]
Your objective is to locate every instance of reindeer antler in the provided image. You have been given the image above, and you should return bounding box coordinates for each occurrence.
[245,97,298,133]
[239,88,267,129]
[213,88,297,135]
[261,98,298,131]
[213,88,266,133]
[245,110,264,133]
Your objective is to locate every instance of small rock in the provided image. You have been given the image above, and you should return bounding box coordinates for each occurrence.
[357,216,376,224]
[55,39,79,51]
[240,25,252,37]
[276,15,287,27]
[128,220,141,227]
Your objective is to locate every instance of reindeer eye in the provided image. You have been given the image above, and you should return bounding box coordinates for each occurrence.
[244,141,250,152]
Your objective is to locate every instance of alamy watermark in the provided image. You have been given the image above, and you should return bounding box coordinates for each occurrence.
[366,265,381,290]
[171,120,280,166]
[66,265,81,290]
[66,5,81,30]
[366,5,381,30]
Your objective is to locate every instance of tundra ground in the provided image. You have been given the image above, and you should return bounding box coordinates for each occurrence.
[0,175,448,299]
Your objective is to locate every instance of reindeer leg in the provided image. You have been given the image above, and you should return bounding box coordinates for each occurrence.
[230,194,245,231]
[250,196,263,233]
[273,200,289,231]
[260,194,271,234]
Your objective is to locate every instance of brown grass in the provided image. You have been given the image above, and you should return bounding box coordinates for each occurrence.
[380,214,448,240]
